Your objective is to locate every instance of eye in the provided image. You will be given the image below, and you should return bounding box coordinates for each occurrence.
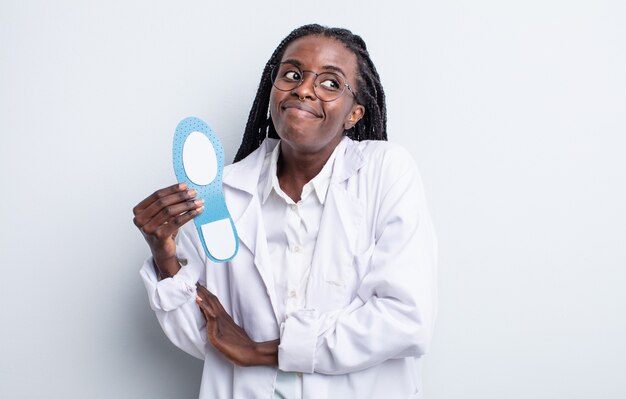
[283,70,301,81]
[318,75,342,91]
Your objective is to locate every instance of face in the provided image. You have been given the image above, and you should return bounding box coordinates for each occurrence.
[269,35,365,157]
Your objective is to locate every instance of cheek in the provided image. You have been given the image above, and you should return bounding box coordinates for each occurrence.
[269,90,279,115]
[326,103,351,126]
[269,90,288,126]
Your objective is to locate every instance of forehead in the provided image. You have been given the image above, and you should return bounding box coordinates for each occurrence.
[280,35,359,77]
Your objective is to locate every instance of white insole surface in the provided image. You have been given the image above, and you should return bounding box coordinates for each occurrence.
[182,131,217,185]
[200,218,237,260]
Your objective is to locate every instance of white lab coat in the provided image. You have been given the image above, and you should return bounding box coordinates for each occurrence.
[140,137,437,399]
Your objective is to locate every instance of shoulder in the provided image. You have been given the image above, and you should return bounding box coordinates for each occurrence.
[352,139,418,177]
[340,139,425,208]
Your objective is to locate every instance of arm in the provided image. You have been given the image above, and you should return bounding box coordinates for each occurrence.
[139,231,209,360]
[195,283,279,367]
[134,183,209,360]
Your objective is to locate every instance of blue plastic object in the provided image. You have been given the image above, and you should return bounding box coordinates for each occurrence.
[172,116,238,262]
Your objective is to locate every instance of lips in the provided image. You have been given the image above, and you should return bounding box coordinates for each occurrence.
[281,100,322,118]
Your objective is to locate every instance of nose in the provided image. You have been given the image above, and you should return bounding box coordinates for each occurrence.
[291,71,317,100]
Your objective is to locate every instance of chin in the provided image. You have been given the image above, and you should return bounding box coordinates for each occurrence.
[278,132,317,151]
[277,123,315,142]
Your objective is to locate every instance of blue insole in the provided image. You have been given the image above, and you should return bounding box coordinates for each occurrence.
[172,116,238,262]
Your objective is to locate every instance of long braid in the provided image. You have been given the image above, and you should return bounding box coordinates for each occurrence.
[234,24,387,162]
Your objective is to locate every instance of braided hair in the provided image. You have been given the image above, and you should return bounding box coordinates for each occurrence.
[233,24,387,162]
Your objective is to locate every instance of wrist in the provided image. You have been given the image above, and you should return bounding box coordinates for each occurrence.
[251,339,279,367]
[153,255,181,279]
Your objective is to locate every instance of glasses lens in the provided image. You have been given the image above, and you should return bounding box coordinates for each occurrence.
[272,63,302,91]
[270,63,348,102]
[314,72,345,102]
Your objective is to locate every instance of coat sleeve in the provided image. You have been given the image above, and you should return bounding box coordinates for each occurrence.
[139,224,209,360]
[278,146,438,375]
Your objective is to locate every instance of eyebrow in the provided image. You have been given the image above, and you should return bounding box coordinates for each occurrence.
[281,59,348,78]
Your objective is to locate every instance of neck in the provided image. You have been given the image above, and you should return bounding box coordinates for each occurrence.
[276,141,338,202]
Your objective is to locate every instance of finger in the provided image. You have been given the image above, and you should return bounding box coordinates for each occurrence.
[203,305,222,346]
[133,188,198,228]
[196,298,209,322]
[196,283,220,301]
[195,288,219,316]
[198,285,217,299]
[204,289,228,314]
[196,283,217,303]
[207,314,220,346]
[139,189,199,223]
[195,284,225,316]
[196,283,211,296]
[133,183,187,215]
[150,207,204,240]
[196,298,213,321]
[196,295,216,318]
[195,284,209,303]
[141,199,204,234]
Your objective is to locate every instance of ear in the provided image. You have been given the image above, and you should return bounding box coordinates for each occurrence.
[343,104,365,130]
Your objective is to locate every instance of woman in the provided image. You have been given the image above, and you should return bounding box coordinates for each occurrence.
[133,24,437,399]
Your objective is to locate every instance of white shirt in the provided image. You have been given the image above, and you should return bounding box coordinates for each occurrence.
[140,137,438,399]
[260,141,338,399]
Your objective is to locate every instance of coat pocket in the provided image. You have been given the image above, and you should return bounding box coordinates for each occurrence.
[321,265,356,308]
[319,243,375,308]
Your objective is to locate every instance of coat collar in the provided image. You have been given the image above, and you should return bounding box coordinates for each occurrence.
[331,137,366,184]
[222,138,279,198]
[223,136,366,198]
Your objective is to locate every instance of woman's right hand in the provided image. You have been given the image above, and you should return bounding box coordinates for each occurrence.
[132,183,204,278]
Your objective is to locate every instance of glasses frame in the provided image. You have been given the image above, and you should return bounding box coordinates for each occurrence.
[270,62,357,102]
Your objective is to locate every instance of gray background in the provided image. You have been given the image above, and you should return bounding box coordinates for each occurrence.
[1,0,625,398]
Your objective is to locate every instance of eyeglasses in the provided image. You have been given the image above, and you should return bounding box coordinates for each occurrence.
[270,62,356,102]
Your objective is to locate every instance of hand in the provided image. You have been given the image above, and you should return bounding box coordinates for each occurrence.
[196,283,278,367]
[132,183,204,277]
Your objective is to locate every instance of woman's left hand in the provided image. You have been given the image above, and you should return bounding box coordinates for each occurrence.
[196,283,279,367]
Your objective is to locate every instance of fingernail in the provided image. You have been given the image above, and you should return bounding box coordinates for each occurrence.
[178,183,187,190]
[194,199,204,206]
[196,296,202,302]
[196,206,204,213]
[188,189,197,196]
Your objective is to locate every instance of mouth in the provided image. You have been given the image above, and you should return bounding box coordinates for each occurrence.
[281,100,322,118]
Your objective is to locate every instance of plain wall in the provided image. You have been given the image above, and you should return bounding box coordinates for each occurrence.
[1,1,624,398]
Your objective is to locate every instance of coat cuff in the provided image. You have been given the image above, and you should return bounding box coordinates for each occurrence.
[278,309,320,373]
[139,257,199,312]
